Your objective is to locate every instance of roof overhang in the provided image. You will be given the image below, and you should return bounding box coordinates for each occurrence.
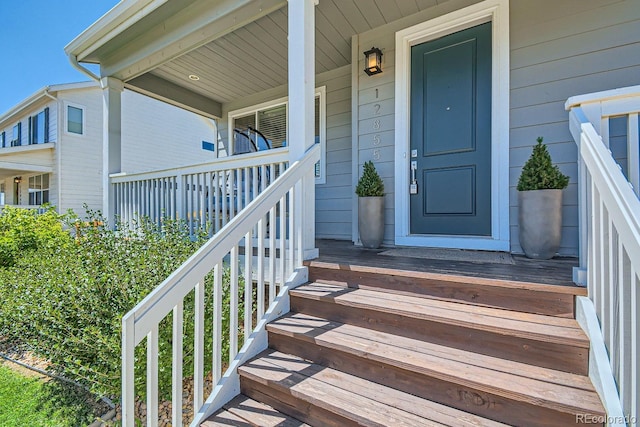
[65,0,286,83]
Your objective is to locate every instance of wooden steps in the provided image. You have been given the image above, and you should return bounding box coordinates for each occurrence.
[206,263,605,426]
[289,282,590,375]
[267,312,603,426]
[239,349,509,427]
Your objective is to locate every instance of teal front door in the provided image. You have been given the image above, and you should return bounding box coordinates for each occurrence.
[410,22,492,236]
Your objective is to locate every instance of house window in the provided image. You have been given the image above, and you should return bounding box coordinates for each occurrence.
[0,183,4,205]
[29,108,49,144]
[28,174,49,206]
[10,123,21,146]
[67,105,84,135]
[0,132,5,148]
[228,87,326,184]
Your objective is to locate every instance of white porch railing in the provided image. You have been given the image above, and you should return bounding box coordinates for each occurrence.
[121,145,319,427]
[567,87,640,424]
[111,148,289,235]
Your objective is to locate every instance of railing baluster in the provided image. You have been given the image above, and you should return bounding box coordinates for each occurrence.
[229,170,236,220]
[244,167,250,209]
[269,206,276,304]
[213,264,222,383]
[230,246,239,360]
[147,325,159,427]
[221,171,228,227]
[279,195,286,287]
[288,188,295,278]
[207,172,214,235]
[213,171,220,233]
[194,279,205,411]
[257,216,265,320]
[172,301,183,427]
[244,229,253,341]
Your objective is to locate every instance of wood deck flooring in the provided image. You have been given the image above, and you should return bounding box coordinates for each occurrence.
[313,239,579,287]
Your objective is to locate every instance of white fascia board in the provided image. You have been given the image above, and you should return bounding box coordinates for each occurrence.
[100,0,286,81]
[64,0,168,62]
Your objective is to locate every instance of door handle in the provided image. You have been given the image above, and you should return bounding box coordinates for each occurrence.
[410,161,418,195]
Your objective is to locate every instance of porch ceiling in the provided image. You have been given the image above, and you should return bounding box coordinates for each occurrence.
[135,0,444,105]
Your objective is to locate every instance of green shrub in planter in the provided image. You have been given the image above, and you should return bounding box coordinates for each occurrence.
[517,137,569,259]
[355,160,384,197]
[356,161,385,248]
[517,137,569,191]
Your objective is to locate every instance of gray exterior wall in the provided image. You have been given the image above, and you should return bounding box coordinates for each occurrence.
[218,65,353,241]
[509,0,640,255]
[349,0,640,255]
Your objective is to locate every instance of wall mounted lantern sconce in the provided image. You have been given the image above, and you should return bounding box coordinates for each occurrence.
[13,176,22,184]
[363,47,383,76]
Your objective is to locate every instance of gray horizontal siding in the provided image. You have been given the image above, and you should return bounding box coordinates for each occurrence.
[509,0,640,255]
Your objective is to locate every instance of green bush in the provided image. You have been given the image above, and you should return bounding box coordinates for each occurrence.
[0,205,73,267]
[0,211,245,401]
[355,161,385,197]
[517,137,569,191]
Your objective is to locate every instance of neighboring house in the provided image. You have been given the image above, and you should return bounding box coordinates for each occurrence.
[65,0,639,425]
[0,82,218,216]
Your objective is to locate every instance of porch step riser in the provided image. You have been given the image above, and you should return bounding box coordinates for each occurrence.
[265,332,599,426]
[290,294,589,375]
[308,265,577,318]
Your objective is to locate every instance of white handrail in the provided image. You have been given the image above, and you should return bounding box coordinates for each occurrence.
[568,102,640,423]
[110,148,288,183]
[121,144,319,427]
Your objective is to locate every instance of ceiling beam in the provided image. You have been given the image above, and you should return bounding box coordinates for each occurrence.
[127,73,222,119]
[100,0,286,82]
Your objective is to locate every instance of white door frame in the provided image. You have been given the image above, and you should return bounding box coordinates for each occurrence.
[394,0,510,251]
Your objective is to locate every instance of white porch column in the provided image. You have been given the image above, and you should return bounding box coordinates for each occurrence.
[101,77,124,223]
[288,0,318,260]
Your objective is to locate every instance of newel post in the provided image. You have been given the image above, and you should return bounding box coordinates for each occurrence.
[288,0,319,260]
[101,77,124,224]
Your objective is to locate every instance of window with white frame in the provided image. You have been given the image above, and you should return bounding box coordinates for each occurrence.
[0,183,4,205]
[28,174,49,205]
[67,105,84,135]
[29,108,49,144]
[0,131,5,148]
[228,87,327,184]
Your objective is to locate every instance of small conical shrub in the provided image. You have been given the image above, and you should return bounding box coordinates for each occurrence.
[355,161,384,197]
[517,137,569,191]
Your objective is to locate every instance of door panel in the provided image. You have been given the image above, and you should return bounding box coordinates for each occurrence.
[410,22,492,236]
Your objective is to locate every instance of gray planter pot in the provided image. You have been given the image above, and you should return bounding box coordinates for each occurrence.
[518,189,563,259]
[358,196,384,249]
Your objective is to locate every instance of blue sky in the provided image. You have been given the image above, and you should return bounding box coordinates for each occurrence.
[0,1,119,115]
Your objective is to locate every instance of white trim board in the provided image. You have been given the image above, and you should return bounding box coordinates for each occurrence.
[393,0,510,251]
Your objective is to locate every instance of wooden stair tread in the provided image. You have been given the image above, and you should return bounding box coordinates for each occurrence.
[240,349,508,427]
[275,312,595,391]
[305,260,587,295]
[291,282,589,347]
[204,394,309,426]
[267,313,605,416]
